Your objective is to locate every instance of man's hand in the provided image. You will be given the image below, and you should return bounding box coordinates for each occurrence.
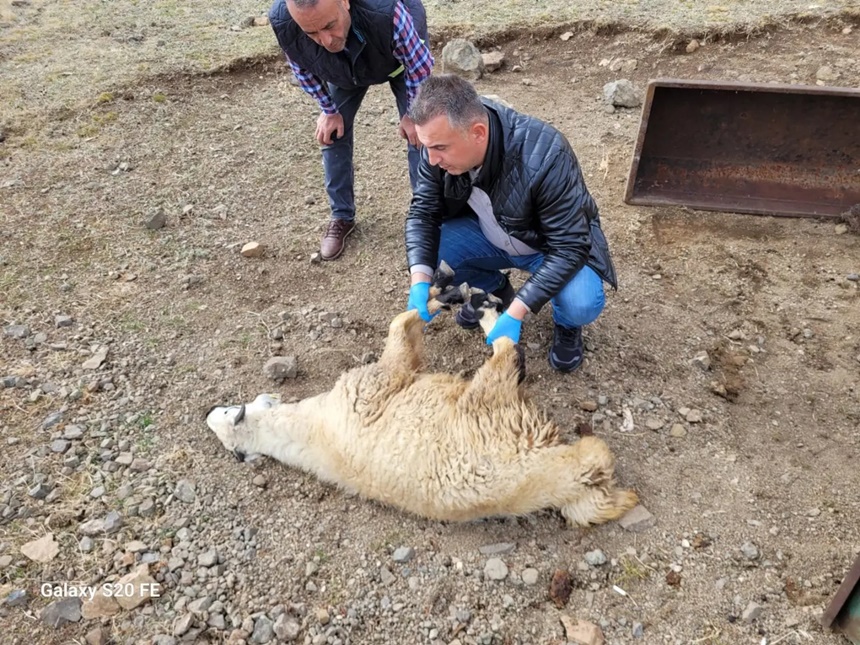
[407,279,436,323]
[316,112,344,145]
[486,310,524,345]
[399,114,419,147]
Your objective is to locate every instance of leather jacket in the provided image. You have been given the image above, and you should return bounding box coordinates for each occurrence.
[405,99,617,313]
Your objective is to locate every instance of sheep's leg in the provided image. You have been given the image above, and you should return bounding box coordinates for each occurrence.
[377,263,466,374]
[459,337,525,407]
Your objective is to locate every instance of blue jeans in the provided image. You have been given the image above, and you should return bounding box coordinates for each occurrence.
[323,74,420,222]
[438,216,606,329]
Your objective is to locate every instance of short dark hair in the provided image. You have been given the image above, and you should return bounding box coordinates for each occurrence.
[408,74,488,130]
[288,0,320,8]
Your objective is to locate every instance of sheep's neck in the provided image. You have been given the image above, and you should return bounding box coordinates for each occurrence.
[244,395,336,476]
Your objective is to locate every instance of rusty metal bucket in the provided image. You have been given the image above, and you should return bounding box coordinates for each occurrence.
[624,79,860,218]
[823,553,860,644]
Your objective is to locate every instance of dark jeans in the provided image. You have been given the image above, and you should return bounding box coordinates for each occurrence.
[323,74,420,222]
[438,216,606,329]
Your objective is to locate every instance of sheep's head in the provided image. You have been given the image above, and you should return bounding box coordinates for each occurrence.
[205,393,278,462]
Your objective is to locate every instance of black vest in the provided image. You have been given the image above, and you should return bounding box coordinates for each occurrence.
[269,0,428,90]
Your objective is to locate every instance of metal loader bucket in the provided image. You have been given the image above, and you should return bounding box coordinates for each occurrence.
[624,79,860,218]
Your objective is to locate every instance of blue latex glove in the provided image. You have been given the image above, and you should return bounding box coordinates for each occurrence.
[407,281,437,323]
[486,312,522,345]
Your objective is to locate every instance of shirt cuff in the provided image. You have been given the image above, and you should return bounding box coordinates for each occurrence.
[410,264,435,279]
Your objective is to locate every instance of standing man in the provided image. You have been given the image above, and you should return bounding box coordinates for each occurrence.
[270,0,434,260]
[404,75,617,373]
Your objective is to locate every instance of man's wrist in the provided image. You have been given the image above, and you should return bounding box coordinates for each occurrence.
[506,298,530,321]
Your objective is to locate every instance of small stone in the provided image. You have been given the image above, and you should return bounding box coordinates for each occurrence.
[685,409,703,423]
[645,417,664,431]
[742,601,763,622]
[253,15,269,26]
[103,511,123,533]
[392,546,415,563]
[145,208,167,230]
[603,79,641,108]
[273,614,300,641]
[28,482,53,499]
[579,400,598,412]
[560,31,573,41]
[251,615,275,644]
[130,458,150,472]
[63,425,84,440]
[3,324,30,339]
[619,505,655,532]
[55,315,74,328]
[482,51,505,73]
[0,555,14,568]
[835,223,849,235]
[632,622,645,638]
[82,347,108,370]
[484,558,508,581]
[50,439,70,453]
[114,565,160,610]
[188,596,213,614]
[310,252,322,264]
[816,65,839,82]
[81,586,121,619]
[521,568,539,585]
[584,550,607,566]
[316,608,330,625]
[3,589,28,607]
[741,541,760,560]
[263,356,298,381]
[41,598,82,628]
[139,498,156,517]
[380,566,396,585]
[174,613,193,637]
[478,542,516,556]
[96,627,125,645]
[692,351,711,370]
[21,533,60,562]
[252,474,267,488]
[670,424,688,438]
[198,549,218,567]
[560,615,605,645]
[241,242,265,258]
[174,479,196,503]
[80,537,94,552]
[90,486,105,499]
[686,39,700,53]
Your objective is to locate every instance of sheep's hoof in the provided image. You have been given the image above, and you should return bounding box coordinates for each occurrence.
[469,290,504,317]
[432,260,455,290]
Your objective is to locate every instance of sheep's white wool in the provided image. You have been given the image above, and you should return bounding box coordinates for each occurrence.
[207,308,637,526]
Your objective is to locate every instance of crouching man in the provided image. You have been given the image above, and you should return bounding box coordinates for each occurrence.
[404,74,617,373]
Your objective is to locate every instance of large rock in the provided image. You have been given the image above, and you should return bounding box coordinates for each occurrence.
[251,615,275,644]
[263,356,297,381]
[81,586,121,619]
[273,613,300,640]
[442,39,484,80]
[482,51,505,73]
[618,505,655,532]
[41,598,82,628]
[603,79,641,108]
[21,533,59,563]
[114,565,160,610]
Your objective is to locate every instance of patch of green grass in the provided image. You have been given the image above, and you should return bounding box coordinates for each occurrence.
[152,92,167,103]
[612,555,651,587]
[76,123,99,138]
[97,92,115,104]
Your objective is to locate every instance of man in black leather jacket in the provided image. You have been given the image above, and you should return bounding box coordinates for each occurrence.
[404,74,617,373]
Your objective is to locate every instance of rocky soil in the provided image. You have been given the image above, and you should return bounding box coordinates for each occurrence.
[2,13,859,645]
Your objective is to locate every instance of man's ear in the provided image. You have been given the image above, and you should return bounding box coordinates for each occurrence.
[470,121,488,145]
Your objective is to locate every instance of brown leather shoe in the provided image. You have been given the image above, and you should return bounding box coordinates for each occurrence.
[319,219,355,260]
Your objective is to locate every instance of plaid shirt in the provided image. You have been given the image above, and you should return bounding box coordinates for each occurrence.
[289,1,434,115]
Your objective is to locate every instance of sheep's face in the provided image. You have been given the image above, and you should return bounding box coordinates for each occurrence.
[205,393,278,462]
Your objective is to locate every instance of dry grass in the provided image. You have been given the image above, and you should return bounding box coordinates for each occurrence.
[1,0,857,135]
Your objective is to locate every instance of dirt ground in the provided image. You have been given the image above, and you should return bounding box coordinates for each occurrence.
[1,4,860,645]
